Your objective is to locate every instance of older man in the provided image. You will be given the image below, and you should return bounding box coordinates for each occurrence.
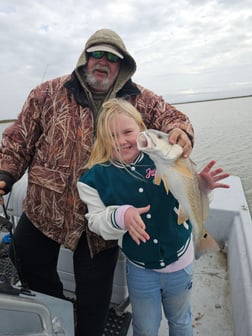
[0,28,194,335]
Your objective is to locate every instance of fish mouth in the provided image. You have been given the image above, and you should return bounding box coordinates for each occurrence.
[137,130,184,160]
[137,132,155,150]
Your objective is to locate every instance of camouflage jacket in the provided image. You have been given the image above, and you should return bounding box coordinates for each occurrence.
[0,73,194,256]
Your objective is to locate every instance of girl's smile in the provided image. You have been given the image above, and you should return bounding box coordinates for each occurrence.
[109,114,141,164]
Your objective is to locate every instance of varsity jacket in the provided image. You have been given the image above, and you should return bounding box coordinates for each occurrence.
[77,153,192,268]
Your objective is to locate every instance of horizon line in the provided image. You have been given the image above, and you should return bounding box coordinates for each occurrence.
[0,94,251,124]
[172,93,252,105]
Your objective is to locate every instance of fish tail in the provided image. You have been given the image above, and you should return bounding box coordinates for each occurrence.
[194,231,220,259]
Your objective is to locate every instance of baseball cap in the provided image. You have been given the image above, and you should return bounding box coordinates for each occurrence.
[86,44,124,59]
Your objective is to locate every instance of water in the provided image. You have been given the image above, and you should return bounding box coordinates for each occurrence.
[174,96,252,213]
[0,96,251,212]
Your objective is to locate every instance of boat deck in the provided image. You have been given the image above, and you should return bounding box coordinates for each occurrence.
[126,250,233,335]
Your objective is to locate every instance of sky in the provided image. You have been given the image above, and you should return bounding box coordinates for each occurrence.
[0,0,252,119]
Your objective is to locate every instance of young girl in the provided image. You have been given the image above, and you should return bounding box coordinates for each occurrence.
[77,98,229,336]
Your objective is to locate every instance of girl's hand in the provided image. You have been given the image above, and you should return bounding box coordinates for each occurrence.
[124,205,150,245]
[199,160,230,191]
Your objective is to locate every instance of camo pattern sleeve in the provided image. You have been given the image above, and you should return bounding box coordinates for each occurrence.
[0,75,96,251]
[133,84,194,146]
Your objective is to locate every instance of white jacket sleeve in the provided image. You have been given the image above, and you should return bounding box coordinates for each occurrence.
[77,181,127,241]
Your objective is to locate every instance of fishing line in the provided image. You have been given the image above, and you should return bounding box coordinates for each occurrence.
[2,201,9,220]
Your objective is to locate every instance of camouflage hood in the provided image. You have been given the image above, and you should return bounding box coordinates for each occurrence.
[75,28,137,95]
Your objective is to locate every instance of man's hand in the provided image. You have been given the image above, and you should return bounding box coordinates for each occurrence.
[168,128,192,158]
[0,181,6,205]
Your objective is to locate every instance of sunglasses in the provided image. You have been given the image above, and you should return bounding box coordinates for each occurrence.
[89,51,120,63]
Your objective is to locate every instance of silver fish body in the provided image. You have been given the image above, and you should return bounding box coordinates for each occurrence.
[137,129,219,258]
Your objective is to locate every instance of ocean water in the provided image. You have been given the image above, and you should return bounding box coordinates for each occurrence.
[175,96,252,213]
[0,96,251,213]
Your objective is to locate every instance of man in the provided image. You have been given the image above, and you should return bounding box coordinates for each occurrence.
[0,28,194,336]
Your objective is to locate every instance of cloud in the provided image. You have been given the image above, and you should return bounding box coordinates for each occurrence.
[0,0,251,118]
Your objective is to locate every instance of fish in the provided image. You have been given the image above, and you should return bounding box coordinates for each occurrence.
[137,129,219,259]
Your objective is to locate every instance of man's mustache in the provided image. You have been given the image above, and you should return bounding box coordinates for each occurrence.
[92,64,110,75]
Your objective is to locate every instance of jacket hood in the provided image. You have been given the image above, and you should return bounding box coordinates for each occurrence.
[75,28,137,95]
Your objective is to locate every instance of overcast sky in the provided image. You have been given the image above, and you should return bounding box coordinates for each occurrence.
[1,0,252,119]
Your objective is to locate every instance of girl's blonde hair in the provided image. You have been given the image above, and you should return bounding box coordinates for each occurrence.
[85,98,146,169]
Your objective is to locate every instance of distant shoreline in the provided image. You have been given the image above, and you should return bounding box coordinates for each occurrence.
[0,94,251,123]
[0,119,16,124]
[172,94,252,105]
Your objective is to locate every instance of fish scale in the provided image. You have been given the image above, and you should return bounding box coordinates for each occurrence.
[137,129,219,259]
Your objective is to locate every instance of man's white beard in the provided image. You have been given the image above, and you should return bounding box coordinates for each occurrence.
[84,65,119,92]
[85,72,110,92]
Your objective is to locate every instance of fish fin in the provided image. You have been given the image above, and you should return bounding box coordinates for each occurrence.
[175,160,193,178]
[177,206,189,225]
[154,172,170,193]
[194,231,220,259]
[161,174,169,193]
[153,173,161,186]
